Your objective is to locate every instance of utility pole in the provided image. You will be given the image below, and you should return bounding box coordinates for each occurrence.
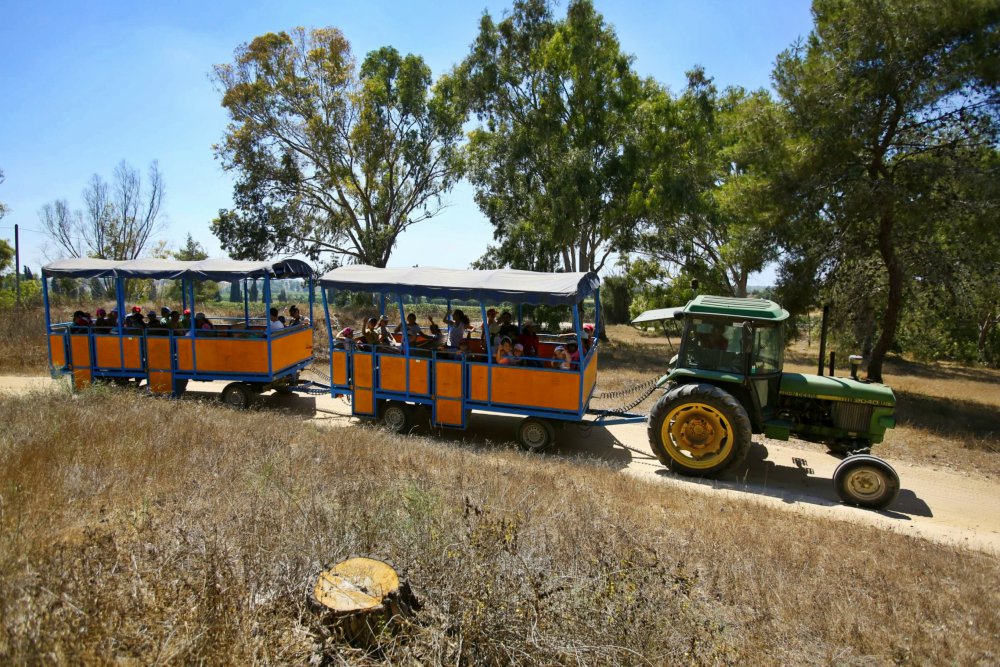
[14,223,20,305]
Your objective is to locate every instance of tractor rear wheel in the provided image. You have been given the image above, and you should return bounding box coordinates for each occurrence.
[833,455,899,509]
[647,383,751,476]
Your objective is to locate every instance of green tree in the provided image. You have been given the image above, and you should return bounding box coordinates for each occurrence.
[0,168,9,222]
[772,0,1000,381]
[211,28,463,266]
[165,234,218,303]
[0,239,13,275]
[39,160,165,261]
[228,280,242,303]
[632,72,787,297]
[454,0,651,272]
[173,233,209,261]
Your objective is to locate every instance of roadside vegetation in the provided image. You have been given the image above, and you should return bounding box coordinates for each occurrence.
[1,387,998,664]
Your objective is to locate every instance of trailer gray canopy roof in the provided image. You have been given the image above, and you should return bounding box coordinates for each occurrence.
[42,257,314,280]
[41,258,122,278]
[318,265,600,305]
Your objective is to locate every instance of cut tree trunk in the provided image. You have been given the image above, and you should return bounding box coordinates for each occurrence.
[312,557,419,647]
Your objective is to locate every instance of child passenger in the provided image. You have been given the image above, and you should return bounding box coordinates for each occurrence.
[552,345,571,370]
[495,336,514,365]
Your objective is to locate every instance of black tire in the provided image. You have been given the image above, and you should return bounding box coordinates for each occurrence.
[833,455,900,509]
[381,401,412,434]
[221,382,255,410]
[517,417,555,453]
[647,382,752,476]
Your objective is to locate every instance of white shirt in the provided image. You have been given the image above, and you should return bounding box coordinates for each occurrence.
[269,318,285,331]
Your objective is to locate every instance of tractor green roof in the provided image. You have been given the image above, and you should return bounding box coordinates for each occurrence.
[683,295,789,322]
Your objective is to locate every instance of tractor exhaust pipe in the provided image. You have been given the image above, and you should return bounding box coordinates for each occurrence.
[818,304,830,377]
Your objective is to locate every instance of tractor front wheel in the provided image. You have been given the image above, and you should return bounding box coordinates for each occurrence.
[833,455,900,509]
[647,383,751,476]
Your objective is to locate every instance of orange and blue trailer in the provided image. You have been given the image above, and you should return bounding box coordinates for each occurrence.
[41,257,316,405]
[317,265,640,450]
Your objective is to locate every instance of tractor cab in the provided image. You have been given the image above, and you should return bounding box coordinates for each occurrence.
[671,295,789,427]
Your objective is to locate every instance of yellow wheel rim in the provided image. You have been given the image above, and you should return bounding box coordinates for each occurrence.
[660,402,734,470]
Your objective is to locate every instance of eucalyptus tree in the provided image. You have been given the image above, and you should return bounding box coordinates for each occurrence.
[212,28,464,267]
[453,0,651,273]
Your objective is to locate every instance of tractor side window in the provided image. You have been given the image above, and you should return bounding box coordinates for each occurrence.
[751,325,783,374]
[683,319,741,372]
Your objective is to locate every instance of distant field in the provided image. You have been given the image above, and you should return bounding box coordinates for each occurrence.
[1,387,998,664]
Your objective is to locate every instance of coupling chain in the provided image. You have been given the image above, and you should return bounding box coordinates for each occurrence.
[591,376,659,400]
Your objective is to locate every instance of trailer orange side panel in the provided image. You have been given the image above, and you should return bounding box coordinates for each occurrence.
[408,358,430,396]
[70,334,91,367]
[148,371,174,394]
[94,336,122,369]
[379,355,407,392]
[271,328,312,371]
[49,334,66,369]
[469,365,488,402]
[122,337,142,369]
[583,350,598,402]
[176,339,268,374]
[331,350,349,386]
[147,337,172,371]
[490,366,581,412]
[72,369,92,390]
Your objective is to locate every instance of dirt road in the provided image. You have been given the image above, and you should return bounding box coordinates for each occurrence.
[3,374,998,555]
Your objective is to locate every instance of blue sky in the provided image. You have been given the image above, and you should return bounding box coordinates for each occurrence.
[0,0,814,280]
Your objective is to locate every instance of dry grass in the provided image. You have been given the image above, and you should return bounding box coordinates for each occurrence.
[1,388,999,664]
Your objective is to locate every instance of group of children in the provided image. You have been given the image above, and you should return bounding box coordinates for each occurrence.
[335,307,593,369]
[69,304,309,336]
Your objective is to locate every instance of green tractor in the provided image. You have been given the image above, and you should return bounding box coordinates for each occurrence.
[644,295,900,509]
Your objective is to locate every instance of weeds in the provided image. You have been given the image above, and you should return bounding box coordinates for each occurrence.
[1,389,998,664]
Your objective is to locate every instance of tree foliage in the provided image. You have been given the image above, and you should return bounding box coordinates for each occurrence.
[0,168,9,223]
[772,0,1000,380]
[0,239,13,275]
[212,27,463,267]
[173,234,209,262]
[454,0,650,273]
[38,160,165,261]
[631,72,787,297]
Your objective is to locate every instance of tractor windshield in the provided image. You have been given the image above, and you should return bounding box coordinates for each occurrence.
[750,324,783,375]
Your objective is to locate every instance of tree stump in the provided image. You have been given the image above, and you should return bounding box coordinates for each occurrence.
[312,557,418,647]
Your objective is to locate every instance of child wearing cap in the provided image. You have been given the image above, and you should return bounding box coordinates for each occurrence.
[553,345,571,370]
[335,326,355,350]
[511,342,524,366]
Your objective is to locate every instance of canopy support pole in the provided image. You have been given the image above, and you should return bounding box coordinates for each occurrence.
[265,275,273,376]
[42,274,53,369]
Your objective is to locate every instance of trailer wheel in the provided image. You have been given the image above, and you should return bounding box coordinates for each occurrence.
[381,401,412,434]
[222,382,255,410]
[517,417,555,453]
[647,383,751,476]
[833,455,900,509]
